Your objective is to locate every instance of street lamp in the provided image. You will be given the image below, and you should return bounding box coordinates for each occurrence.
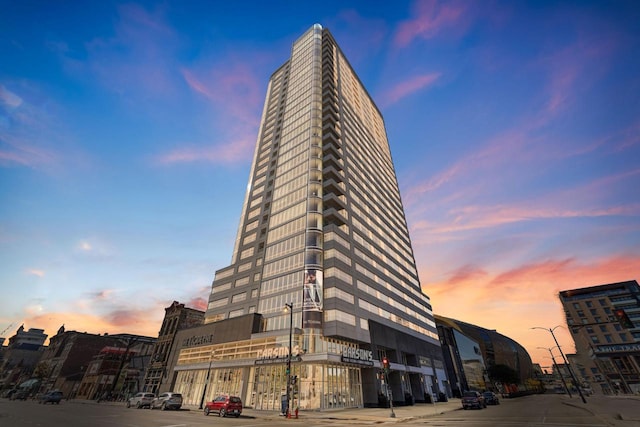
[284,303,294,417]
[537,346,572,397]
[532,326,586,403]
[198,350,215,410]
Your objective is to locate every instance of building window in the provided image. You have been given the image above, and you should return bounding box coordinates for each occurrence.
[586,301,593,308]
[598,299,607,306]
[573,303,580,309]
[229,309,244,318]
[232,292,247,303]
[604,334,613,343]
[235,277,250,287]
[590,309,597,316]
[590,336,599,344]
[619,333,628,342]
[208,298,228,309]
[577,310,585,317]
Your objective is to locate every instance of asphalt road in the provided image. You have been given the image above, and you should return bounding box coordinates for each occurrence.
[2,394,640,427]
[410,394,640,427]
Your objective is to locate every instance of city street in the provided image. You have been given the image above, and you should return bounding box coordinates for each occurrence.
[2,394,640,427]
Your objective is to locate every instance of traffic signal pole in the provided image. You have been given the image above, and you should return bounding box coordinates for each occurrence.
[382,357,395,418]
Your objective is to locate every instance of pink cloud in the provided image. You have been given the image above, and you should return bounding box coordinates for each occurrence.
[153,64,263,166]
[416,202,640,236]
[423,254,640,365]
[187,296,207,311]
[380,72,441,107]
[394,0,468,47]
[181,65,262,125]
[26,269,45,278]
[154,137,254,165]
[0,133,60,168]
[21,310,161,343]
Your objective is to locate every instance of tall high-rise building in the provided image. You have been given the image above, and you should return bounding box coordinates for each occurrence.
[169,24,446,411]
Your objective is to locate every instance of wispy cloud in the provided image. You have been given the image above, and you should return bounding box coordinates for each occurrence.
[153,62,263,166]
[394,0,469,47]
[181,65,262,126]
[379,73,441,107]
[154,138,254,165]
[0,84,23,107]
[26,269,45,278]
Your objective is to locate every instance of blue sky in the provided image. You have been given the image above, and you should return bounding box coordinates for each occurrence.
[1,0,638,366]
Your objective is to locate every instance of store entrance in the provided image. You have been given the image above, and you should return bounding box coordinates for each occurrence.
[246,363,363,411]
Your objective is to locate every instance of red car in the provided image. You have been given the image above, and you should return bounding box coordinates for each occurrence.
[204,395,242,417]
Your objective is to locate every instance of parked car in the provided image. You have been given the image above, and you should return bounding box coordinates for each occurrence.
[39,390,63,404]
[150,392,182,410]
[482,391,500,405]
[3,389,18,399]
[127,392,155,408]
[10,389,30,401]
[204,395,243,417]
[461,391,486,409]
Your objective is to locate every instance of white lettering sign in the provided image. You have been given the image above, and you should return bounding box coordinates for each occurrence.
[257,345,302,360]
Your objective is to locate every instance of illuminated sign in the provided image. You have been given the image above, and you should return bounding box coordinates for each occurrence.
[341,348,373,366]
[255,345,302,365]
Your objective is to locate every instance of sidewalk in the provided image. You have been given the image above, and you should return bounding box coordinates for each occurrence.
[75,397,463,421]
[560,394,640,426]
[191,400,463,423]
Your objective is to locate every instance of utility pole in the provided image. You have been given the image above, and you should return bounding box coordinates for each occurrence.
[532,326,587,404]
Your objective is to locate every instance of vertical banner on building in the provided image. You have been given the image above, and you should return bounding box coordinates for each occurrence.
[303,269,323,328]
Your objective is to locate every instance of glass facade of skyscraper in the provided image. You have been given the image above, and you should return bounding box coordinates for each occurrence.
[169,24,446,411]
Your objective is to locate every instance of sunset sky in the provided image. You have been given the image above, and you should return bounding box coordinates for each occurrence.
[1,1,638,368]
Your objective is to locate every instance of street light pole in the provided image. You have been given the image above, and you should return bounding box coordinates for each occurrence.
[199,350,214,410]
[285,303,293,417]
[532,326,587,404]
[537,347,572,397]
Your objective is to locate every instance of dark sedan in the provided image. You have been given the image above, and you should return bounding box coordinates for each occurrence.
[461,391,486,409]
[483,391,500,405]
[39,390,63,404]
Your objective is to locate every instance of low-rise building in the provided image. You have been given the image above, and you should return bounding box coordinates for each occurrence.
[0,325,47,389]
[559,280,640,394]
[143,301,204,393]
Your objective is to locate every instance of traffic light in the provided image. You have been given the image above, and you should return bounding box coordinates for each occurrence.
[382,356,390,373]
[614,309,634,329]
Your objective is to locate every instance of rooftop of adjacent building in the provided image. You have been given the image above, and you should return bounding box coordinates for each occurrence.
[559,280,639,300]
